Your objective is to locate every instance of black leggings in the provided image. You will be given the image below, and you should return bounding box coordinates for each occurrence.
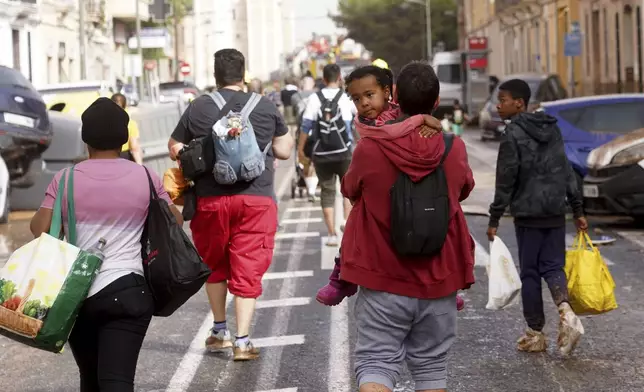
[68,273,154,392]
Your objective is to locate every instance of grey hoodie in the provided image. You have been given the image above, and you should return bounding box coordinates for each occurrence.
[488,112,583,228]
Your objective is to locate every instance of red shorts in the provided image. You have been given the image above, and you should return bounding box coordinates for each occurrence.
[190,195,278,298]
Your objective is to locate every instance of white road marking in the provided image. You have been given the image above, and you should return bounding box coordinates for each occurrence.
[254,334,306,347]
[616,230,644,250]
[262,270,314,280]
[275,232,320,240]
[275,168,295,207]
[256,389,298,392]
[281,217,323,224]
[165,294,234,392]
[320,237,339,270]
[256,297,311,309]
[286,206,322,212]
[565,234,614,265]
[255,209,312,389]
[328,300,351,392]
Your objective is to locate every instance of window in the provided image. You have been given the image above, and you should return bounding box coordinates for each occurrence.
[0,66,32,89]
[435,64,461,84]
[603,9,609,77]
[11,29,20,70]
[559,102,644,134]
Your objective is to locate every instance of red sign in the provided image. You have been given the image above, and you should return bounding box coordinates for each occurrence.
[468,37,488,51]
[179,61,191,76]
[468,57,488,69]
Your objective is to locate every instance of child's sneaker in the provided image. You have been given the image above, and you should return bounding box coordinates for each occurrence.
[517,328,548,352]
[205,328,233,352]
[456,294,465,311]
[557,302,584,356]
[316,262,357,306]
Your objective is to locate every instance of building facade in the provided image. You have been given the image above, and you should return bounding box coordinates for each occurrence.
[464,0,644,96]
[0,0,43,82]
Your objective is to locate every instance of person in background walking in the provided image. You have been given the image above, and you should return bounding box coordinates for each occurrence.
[292,76,319,201]
[248,78,264,95]
[486,78,586,355]
[111,93,143,164]
[168,49,294,361]
[451,99,467,137]
[281,76,299,129]
[298,64,355,246]
[30,97,181,392]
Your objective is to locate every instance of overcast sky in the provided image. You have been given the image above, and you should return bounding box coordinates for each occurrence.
[293,0,344,45]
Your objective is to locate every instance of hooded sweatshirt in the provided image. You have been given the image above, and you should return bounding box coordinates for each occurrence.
[488,112,583,229]
[340,114,476,299]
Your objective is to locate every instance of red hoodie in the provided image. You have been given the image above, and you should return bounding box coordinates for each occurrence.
[340,114,476,299]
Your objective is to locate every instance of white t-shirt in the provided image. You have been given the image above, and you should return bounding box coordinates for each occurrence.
[302,87,356,123]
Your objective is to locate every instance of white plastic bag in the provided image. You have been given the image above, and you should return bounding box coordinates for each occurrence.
[485,236,522,310]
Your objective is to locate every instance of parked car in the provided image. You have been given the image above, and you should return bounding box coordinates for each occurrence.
[480,73,567,141]
[0,66,53,188]
[560,94,644,217]
[38,80,113,117]
[159,81,200,104]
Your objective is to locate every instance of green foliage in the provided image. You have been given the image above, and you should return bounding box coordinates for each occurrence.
[332,0,458,72]
[166,0,194,24]
[0,279,16,304]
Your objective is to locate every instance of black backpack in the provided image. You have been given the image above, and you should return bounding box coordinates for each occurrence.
[305,90,352,161]
[390,133,454,257]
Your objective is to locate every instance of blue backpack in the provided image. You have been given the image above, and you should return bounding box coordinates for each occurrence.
[208,91,272,185]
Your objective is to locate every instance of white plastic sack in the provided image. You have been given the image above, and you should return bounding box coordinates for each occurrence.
[486,236,522,310]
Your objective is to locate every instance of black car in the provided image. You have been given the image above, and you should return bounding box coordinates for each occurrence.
[0,66,53,187]
[479,73,567,141]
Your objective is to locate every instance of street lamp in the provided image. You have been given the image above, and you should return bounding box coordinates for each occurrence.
[406,0,431,60]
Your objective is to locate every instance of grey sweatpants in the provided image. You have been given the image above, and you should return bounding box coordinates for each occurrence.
[354,288,457,391]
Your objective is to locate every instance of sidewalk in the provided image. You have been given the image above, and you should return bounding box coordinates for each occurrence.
[460,132,497,216]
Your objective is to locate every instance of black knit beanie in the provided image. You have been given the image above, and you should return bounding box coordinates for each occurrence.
[81,97,130,150]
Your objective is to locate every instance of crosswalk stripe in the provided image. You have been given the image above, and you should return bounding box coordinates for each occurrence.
[286,206,322,212]
[328,301,351,392]
[263,270,314,280]
[254,334,306,347]
[281,217,323,224]
[166,293,234,391]
[276,232,320,240]
[256,389,298,392]
[256,297,311,309]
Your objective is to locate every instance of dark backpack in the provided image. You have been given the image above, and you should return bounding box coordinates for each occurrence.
[305,90,352,161]
[390,133,454,258]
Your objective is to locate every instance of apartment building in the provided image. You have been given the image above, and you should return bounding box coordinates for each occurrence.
[464,0,644,96]
[188,0,296,88]
[0,0,42,81]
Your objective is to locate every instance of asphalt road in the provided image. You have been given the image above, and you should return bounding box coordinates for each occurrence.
[1,131,644,391]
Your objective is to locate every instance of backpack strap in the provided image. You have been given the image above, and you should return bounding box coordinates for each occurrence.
[241,92,262,119]
[329,89,344,107]
[209,91,226,110]
[439,133,454,165]
[316,91,327,107]
[209,91,244,123]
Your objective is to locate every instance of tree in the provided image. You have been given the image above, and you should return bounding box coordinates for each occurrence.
[332,0,458,72]
[166,0,193,80]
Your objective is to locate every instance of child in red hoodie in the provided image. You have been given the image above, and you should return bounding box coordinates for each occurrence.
[315,65,466,311]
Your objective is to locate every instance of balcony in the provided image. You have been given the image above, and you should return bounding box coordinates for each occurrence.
[494,0,522,15]
[106,0,151,21]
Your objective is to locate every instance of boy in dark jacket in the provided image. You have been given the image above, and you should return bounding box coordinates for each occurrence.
[486,79,587,356]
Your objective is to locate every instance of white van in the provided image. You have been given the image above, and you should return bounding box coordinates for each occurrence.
[432,51,463,119]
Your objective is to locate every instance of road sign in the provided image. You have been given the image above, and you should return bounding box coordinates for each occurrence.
[564,32,582,57]
[468,37,488,51]
[180,61,191,76]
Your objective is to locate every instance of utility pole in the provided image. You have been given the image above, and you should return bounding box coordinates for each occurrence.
[135,0,144,99]
[79,0,87,79]
[425,0,432,60]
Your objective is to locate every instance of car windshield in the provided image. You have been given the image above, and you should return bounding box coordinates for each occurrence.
[160,82,188,91]
[490,79,542,104]
[436,64,461,84]
[558,101,644,134]
[0,66,33,89]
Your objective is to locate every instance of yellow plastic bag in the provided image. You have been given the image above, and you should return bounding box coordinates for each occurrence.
[565,233,618,315]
